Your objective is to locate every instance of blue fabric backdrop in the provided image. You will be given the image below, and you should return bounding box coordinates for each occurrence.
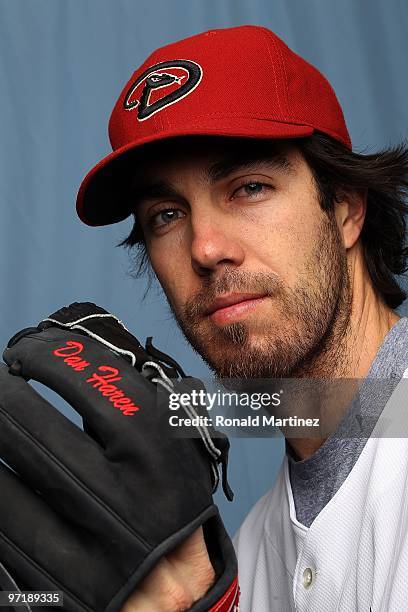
[1,0,407,535]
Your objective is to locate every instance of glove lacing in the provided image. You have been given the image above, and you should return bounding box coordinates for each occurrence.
[141,360,221,493]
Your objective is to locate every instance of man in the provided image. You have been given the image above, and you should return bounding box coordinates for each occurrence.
[75,24,408,610]
[4,25,408,611]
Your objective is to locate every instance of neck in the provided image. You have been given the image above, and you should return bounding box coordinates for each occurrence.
[286,244,400,460]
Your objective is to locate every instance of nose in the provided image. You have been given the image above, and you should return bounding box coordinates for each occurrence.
[190,212,245,276]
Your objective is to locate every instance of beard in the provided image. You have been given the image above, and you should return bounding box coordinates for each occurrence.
[166,210,352,379]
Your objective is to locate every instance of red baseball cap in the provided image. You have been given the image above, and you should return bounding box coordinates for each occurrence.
[77,25,351,226]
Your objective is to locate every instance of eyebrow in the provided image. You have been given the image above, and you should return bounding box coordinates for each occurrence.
[133,181,181,204]
[133,152,294,205]
[207,153,294,182]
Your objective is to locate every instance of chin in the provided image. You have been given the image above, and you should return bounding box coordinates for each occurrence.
[196,335,287,379]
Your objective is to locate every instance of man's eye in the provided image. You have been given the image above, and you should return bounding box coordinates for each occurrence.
[232,182,272,199]
[150,208,184,229]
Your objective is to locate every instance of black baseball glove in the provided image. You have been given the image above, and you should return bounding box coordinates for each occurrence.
[0,302,239,611]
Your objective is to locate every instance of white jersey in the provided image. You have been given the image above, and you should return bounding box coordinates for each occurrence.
[234,367,408,611]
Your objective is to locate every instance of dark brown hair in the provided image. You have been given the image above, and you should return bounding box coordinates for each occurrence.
[299,132,408,308]
[121,132,408,308]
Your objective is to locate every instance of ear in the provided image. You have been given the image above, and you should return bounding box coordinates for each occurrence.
[334,188,367,249]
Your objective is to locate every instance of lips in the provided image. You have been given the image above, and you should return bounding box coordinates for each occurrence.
[204,293,266,316]
[204,293,268,323]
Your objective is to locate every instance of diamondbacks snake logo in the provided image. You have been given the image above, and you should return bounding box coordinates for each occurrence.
[123,59,202,121]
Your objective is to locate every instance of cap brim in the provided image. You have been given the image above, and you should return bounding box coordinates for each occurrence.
[76,119,314,227]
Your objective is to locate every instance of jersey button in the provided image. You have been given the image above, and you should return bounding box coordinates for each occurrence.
[302,567,314,588]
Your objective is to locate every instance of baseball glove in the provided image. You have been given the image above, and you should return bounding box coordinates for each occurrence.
[0,302,238,611]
